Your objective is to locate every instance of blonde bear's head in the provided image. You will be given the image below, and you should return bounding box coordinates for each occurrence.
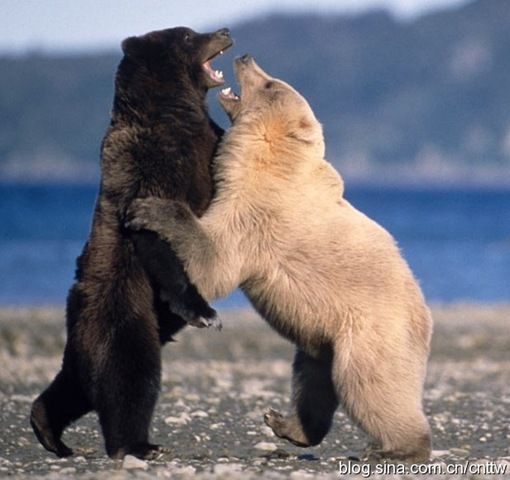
[218,55,325,162]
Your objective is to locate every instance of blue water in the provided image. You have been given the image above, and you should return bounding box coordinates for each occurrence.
[0,183,509,306]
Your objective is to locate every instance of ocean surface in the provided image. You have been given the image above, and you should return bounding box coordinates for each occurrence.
[0,183,509,306]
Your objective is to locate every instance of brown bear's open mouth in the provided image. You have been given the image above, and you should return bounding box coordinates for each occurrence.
[203,49,227,85]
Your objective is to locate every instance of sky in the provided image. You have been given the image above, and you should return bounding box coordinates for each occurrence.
[2,0,471,53]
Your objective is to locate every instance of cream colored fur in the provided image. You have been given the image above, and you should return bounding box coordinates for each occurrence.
[128,57,433,461]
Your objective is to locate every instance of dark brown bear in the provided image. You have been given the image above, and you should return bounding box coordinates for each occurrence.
[30,26,233,460]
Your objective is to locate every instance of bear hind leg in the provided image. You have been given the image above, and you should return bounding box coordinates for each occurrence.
[95,324,163,459]
[332,347,431,462]
[264,348,338,447]
[30,368,92,457]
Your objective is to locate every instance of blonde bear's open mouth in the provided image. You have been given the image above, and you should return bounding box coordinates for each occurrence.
[219,86,240,101]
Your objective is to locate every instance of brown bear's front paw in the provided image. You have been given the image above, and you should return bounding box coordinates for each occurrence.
[188,314,223,330]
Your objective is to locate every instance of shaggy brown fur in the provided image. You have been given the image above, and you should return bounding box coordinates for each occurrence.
[30,27,232,459]
[127,56,433,462]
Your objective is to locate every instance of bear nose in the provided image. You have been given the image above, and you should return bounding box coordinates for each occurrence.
[216,28,231,38]
[239,54,252,63]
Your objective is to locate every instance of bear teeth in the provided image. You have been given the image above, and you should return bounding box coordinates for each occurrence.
[220,87,239,100]
[216,70,224,79]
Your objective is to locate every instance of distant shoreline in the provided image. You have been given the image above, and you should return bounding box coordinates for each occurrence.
[2,185,508,305]
[2,177,510,190]
[1,302,509,311]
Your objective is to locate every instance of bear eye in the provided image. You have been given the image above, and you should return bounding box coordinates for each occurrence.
[265,81,275,89]
[183,33,192,43]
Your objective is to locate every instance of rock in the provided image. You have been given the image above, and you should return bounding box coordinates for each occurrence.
[190,410,209,418]
[164,412,191,425]
[209,422,224,430]
[60,467,77,475]
[168,465,196,476]
[122,455,149,470]
[213,463,243,475]
[450,447,470,456]
[254,441,278,452]
[185,393,200,402]
[431,450,449,458]
[290,470,314,479]
[260,425,275,437]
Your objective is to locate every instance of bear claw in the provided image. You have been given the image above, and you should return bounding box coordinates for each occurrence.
[264,408,285,430]
[188,315,222,330]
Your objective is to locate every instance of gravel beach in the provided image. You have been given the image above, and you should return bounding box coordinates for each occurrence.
[0,304,509,479]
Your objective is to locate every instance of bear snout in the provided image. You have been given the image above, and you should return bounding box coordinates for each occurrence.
[238,54,253,64]
[215,28,231,39]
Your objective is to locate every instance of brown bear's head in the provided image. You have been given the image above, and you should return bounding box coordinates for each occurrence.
[120,26,233,92]
[219,56,324,158]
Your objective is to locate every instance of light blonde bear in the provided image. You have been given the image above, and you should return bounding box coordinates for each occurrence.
[127,55,433,462]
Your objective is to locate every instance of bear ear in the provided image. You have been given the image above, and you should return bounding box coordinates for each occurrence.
[121,36,144,58]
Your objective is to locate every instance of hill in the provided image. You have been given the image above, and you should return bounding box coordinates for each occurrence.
[1,0,510,184]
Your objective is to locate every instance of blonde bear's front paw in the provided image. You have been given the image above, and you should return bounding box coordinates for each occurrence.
[125,197,186,233]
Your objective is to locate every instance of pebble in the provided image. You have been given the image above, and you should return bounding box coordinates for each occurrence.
[191,410,209,418]
[290,470,314,479]
[254,441,278,452]
[185,393,200,401]
[164,412,191,425]
[169,465,196,476]
[60,467,77,474]
[213,463,244,475]
[260,425,275,437]
[122,455,149,470]
[450,447,470,456]
[431,450,449,458]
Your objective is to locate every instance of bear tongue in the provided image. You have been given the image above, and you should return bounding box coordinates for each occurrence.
[203,61,224,83]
